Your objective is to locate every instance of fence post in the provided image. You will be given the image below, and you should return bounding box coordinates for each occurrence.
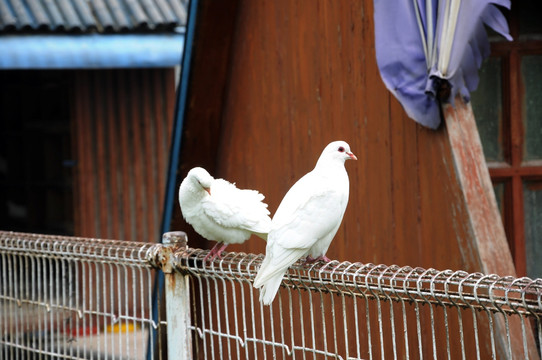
[162,231,192,360]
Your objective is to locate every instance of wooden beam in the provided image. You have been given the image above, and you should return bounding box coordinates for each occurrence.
[177,0,241,177]
[173,0,241,248]
[444,97,514,276]
[444,97,539,359]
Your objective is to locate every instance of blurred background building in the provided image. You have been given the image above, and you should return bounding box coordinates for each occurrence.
[0,0,187,243]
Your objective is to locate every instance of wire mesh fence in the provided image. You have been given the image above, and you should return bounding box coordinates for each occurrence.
[2,230,542,359]
[162,232,542,360]
[0,231,166,360]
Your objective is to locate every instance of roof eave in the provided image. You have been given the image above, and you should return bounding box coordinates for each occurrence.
[0,33,185,69]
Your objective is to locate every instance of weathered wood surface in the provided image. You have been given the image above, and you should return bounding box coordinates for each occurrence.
[173,1,533,358]
[73,69,176,243]
[444,98,539,360]
[443,98,515,276]
[176,0,490,273]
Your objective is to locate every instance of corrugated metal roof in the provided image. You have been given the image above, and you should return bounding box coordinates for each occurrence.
[0,0,187,33]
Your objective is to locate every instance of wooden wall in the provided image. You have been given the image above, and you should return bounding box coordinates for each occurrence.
[73,68,176,243]
[172,1,532,358]
[175,0,483,273]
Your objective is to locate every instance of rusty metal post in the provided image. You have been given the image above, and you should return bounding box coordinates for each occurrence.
[162,231,192,360]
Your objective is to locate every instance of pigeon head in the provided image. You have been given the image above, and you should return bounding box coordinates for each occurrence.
[187,167,213,193]
[316,141,357,167]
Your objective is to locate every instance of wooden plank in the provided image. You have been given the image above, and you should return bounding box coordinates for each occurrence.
[358,0,394,266]
[116,70,135,242]
[489,165,542,177]
[508,37,526,275]
[444,98,515,276]
[93,71,111,238]
[73,71,95,237]
[389,100,421,267]
[443,97,539,359]
[105,70,121,240]
[175,0,241,249]
[128,70,147,242]
[142,69,158,242]
[154,70,168,225]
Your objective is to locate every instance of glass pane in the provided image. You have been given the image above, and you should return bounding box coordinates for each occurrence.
[471,57,504,162]
[519,0,542,37]
[523,181,542,279]
[521,55,542,161]
[493,182,505,218]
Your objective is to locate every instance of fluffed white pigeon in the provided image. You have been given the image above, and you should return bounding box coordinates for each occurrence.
[253,141,357,305]
[178,167,272,261]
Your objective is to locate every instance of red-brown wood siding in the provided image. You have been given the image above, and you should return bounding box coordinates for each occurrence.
[173,1,526,358]
[176,0,482,272]
[73,69,176,243]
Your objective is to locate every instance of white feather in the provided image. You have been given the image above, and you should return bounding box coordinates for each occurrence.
[178,168,272,251]
[253,141,356,305]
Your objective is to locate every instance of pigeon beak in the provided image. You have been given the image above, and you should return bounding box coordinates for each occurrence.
[347,152,358,160]
[204,187,211,195]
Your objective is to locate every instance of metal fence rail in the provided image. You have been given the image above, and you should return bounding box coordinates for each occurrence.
[2,230,542,359]
[0,231,166,360]
[161,232,542,360]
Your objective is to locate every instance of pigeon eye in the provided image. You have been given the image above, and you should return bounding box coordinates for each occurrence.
[338,147,345,153]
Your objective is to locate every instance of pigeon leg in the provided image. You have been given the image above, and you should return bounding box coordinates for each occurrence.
[317,255,332,263]
[203,242,221,262]
[304,255,331,264]
[213,243,229,259]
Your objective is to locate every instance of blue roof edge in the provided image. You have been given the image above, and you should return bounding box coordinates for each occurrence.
[0,33,185,69]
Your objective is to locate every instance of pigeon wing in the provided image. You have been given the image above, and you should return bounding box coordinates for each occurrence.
[272,172,347,249]
[201,179,271,234]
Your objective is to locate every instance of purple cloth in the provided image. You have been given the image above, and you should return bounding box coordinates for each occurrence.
[374,0,511,129]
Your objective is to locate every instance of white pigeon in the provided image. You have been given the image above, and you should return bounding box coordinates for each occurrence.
[253,141,357,305]
[178,167,272,261]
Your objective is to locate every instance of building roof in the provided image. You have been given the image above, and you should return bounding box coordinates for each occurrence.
[0,0,187,33]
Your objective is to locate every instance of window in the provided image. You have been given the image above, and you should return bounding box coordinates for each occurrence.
[471,0,542,278]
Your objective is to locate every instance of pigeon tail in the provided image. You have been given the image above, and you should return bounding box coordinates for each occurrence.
[254,248,306,305]
[257,273,283,305]
[254,248,305,287]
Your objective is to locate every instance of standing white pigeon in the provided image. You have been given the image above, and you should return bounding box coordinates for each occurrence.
[178,167,272,261]
[253,141,357,305]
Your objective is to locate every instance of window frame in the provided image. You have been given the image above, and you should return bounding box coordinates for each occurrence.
[483,4,542,277]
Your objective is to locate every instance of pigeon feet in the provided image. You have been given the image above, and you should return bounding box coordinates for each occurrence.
[203,243,229,262]
[304,255,332,264]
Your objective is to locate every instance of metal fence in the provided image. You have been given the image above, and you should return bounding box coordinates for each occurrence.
[0,231,166,360]
[161,232,542,360]
[2,230,542,360]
